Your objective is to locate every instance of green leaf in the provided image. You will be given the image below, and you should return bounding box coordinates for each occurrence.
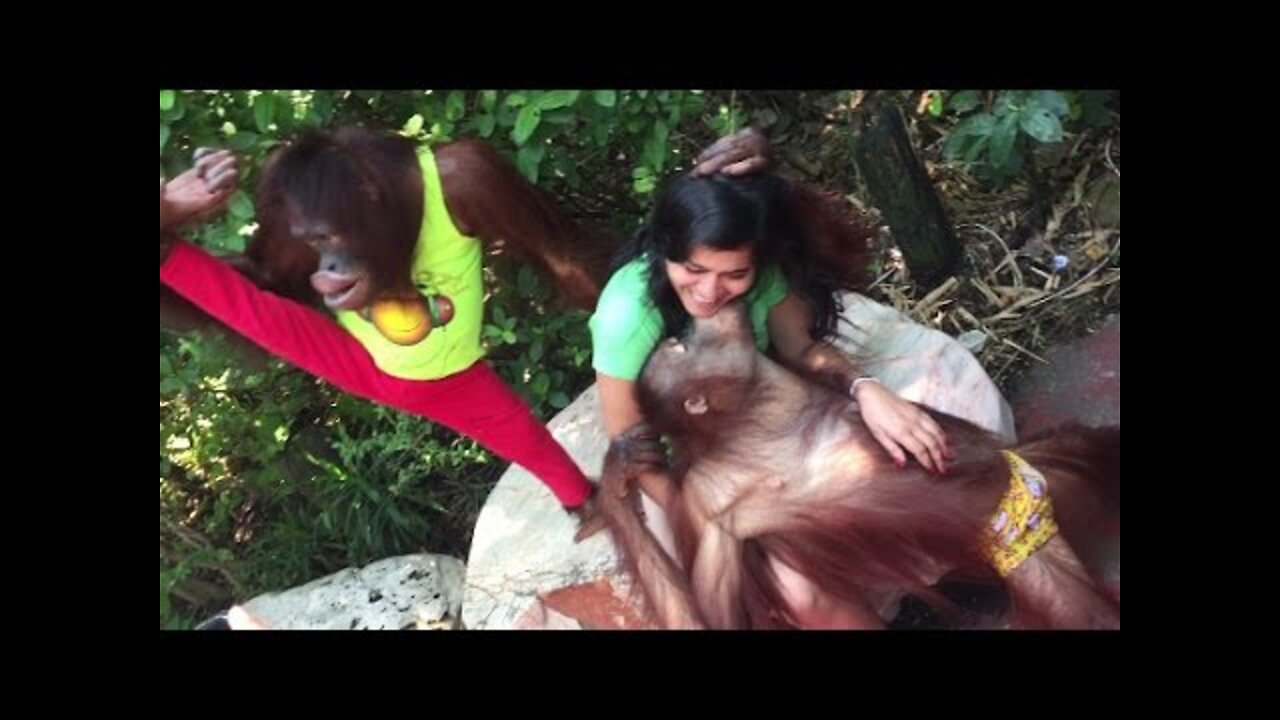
[480,90,498,112]
[312,91,336,124]
[949,90,981,113]
[496,104,519,127]
[1029,90,1069,118]
[990,116,1018,169]
[403,113,425,136]
[943,130,970,160]
[994,91,1024,116]
[593,120,610,147]
[492,305,507,326]
[505,93,529,107]
[1019,108,1063,143]
[529,339,545,362]
[160,90,176,111]
[537,90,580,110]
[953,113,995,137]
[928,93,944,117]
[446,91,467,121]
[160,101,186,124]
[218,228,246,253]
[229,191,255,220]
[543,108,576,125]
[963,134,990,164]
[643,120,669,173]
[503,330,517,344]
[532,373,551,398]
[633,172,657,194]
[254,93,275,133]
[667,103,683,127]
[516,143,545,183]
[549,391,570,409]
[160,125,171,154]
[513,105,542,145]
[593,90,617,108]
[475,113,495,138]
[228,132,259,152]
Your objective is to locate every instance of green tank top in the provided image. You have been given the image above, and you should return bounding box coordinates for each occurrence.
[589,258,789,381]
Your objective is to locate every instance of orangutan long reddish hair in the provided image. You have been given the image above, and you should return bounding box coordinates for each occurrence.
[598,305,1120,630]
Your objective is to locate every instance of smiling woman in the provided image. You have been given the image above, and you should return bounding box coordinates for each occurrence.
[587,134,979,627]
[664,246,757,318]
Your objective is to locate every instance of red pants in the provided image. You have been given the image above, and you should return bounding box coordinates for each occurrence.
[161,240,591,507]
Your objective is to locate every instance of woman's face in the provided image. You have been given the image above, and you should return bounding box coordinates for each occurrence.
[665,245,757,318]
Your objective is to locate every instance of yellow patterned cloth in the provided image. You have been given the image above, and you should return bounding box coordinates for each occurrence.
[983,451,1059,576]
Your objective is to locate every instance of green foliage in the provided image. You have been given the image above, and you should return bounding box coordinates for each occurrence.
[940,90,1114,185]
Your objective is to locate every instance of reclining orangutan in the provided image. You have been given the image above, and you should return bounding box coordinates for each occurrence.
[596,303,1121,629]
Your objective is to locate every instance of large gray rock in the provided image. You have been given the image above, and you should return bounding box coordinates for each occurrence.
[462,294,1015,629]
[240,553,465,630]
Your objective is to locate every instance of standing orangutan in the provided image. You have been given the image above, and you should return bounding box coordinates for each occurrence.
[160,125,767,523]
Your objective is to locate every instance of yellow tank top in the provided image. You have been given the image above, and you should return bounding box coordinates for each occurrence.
[336,147,485,380]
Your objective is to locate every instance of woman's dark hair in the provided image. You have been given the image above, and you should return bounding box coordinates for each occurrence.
[614,172,871,341]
